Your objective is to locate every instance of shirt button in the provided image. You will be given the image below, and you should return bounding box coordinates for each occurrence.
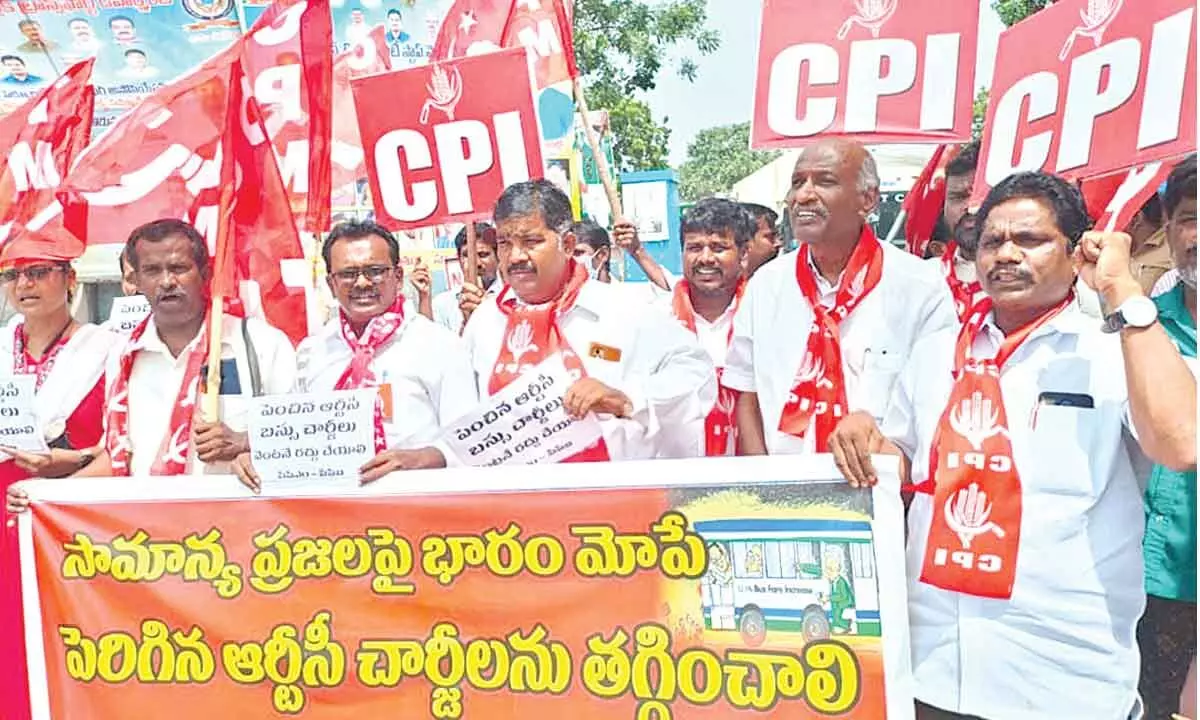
[1156,514,1167,523]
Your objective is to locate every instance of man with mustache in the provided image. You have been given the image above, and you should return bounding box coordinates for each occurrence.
[1138,154,1197,719]
[725,138,956,456]
[453,180,716,462]
[829,171,1197,719]
[659,198,755,457]
[74,219,296,478]
[936,142,987,320]
[233,221,478,489]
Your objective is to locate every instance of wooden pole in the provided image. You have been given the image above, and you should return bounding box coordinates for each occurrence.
[573,77,625,281]
[201,295,224,423]
[465,221,479,286]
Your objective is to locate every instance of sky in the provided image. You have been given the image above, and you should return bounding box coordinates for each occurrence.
[645,0,1007,166]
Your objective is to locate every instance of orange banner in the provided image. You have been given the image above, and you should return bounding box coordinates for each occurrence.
[18,458,912,718]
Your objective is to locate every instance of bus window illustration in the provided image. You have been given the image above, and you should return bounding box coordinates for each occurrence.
[694,518,881,646]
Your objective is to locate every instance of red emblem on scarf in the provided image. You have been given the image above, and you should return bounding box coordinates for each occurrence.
[488,261,610,463]
[335,295,406,455]
[778,226,883,450]
[105,317,206,476]
[919,293,1073,599]
[671,278,745,456]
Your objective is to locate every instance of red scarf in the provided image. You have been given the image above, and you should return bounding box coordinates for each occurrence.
[778,226,883,450]
[13,321,71,390]
[671,277,745,456]
[919,294,1073,599]
[106,317,206,476]
[942,241,982,322]
[489,261,609,463]
[335,296,405,454]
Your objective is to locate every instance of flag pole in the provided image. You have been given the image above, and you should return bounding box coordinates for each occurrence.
[201,296,224,422]
[465,221,479,286]
[572,77,625,281]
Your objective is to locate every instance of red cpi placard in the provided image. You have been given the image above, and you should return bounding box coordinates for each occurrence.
[974,0,1196,202]
[751,0,979,149]
[352,48,543,231]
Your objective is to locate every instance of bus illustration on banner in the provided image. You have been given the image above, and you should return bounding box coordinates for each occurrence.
[693,518,881,646]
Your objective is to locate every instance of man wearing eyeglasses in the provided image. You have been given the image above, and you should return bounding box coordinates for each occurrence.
[232,221,478,490]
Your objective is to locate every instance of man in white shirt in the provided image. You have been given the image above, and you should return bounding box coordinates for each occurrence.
[233,221,478,488]
[659,198,755,457]
[77,219,297,478]
[726,138,956,456]
[740,202,783,276]
[430,222,499,335]
[455,179,717,463]
[829,171,1197,720]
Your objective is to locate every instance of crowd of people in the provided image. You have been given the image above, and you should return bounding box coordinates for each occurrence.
[0,136,1195,720]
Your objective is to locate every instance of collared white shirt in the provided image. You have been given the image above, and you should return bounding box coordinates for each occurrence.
[881,304,1144,719]
[655,291,739,458]
[106,315,297,476]
[296,311,478,449]
[458,278,717,462]
[724,240,957,454]
[432,278,501,335]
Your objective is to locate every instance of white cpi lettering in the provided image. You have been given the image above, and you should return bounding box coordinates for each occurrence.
[767,34,962,137]
[986,8,1195,184]
[946,451,1013,473]
[933,547,1003,573]
[373,113,531,223]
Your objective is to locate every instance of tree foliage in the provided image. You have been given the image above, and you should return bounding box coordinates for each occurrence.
[972,88,989,140]
[677,123,781,202]
[992,0,1054,26]
[573,0,719,171]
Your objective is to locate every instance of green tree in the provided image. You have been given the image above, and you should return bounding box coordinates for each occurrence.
[992,0,1054,26]
[972,88,989,140]
[573,0,719,171]
[677,123,781,202]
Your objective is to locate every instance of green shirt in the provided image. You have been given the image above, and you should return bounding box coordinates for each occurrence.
[1143,284,1197,602]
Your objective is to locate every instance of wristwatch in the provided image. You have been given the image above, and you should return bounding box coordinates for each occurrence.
[1102,295,1158,334]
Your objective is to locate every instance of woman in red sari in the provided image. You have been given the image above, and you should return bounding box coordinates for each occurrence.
[0,248,116,720]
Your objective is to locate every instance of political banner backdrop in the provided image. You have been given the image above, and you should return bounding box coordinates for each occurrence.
[352,47,542,230]
[973,0,1196,202]
[752,0,980,148]
[0,0,243,131]
[239,0,444,68]
[18,456,914,719]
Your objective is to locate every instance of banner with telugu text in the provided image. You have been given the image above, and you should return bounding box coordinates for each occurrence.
[0,0,242,131]
[18,456,914,719]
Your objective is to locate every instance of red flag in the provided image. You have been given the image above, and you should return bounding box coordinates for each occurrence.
[330,26,391,192]
[1082,161,1177,233]
[240,0,335,232]
[57,32,308,344]
[432,0,578,85]
[902,144,955,257]
[0,59,95,262]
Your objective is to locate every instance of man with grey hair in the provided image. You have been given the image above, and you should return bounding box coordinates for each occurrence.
[453,179,717,462]
[725,138,956,455]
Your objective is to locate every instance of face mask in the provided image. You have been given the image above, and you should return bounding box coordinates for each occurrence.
[586,261,600,280]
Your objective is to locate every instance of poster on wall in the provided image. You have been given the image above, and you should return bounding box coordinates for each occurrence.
[621,179,669,243]
[0,0,242,130]
[240,0,446,68]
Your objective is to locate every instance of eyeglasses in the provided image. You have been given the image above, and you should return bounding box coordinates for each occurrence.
[0,264,67,284]
[330,264,395,286]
